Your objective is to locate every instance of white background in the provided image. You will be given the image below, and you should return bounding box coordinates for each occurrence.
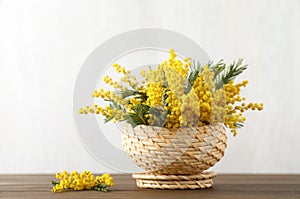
[0,0,299,174]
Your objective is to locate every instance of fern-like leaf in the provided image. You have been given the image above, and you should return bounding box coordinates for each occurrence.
[124,104,149,128]
[184,61,203,94]
[215,59,247,89]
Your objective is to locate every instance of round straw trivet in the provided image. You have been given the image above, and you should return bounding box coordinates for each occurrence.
[132,171,217,189]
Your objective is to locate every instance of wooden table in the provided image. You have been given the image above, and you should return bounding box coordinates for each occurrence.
[0,174,299,198]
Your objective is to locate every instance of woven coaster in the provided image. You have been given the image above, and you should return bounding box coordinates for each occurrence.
[132,171,217,189]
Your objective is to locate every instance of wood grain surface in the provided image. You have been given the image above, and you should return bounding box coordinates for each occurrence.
[0,174,299,198]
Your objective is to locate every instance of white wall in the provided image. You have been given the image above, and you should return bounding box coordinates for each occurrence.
[0,0,299,174]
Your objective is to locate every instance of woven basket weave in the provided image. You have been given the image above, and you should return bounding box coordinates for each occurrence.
[132,171,217,189]
[122,124,227,175]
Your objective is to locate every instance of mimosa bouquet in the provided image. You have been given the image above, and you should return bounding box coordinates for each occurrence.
[79,49,263,135]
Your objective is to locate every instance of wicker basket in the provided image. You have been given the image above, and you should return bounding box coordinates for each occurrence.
[122,124,227,189]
